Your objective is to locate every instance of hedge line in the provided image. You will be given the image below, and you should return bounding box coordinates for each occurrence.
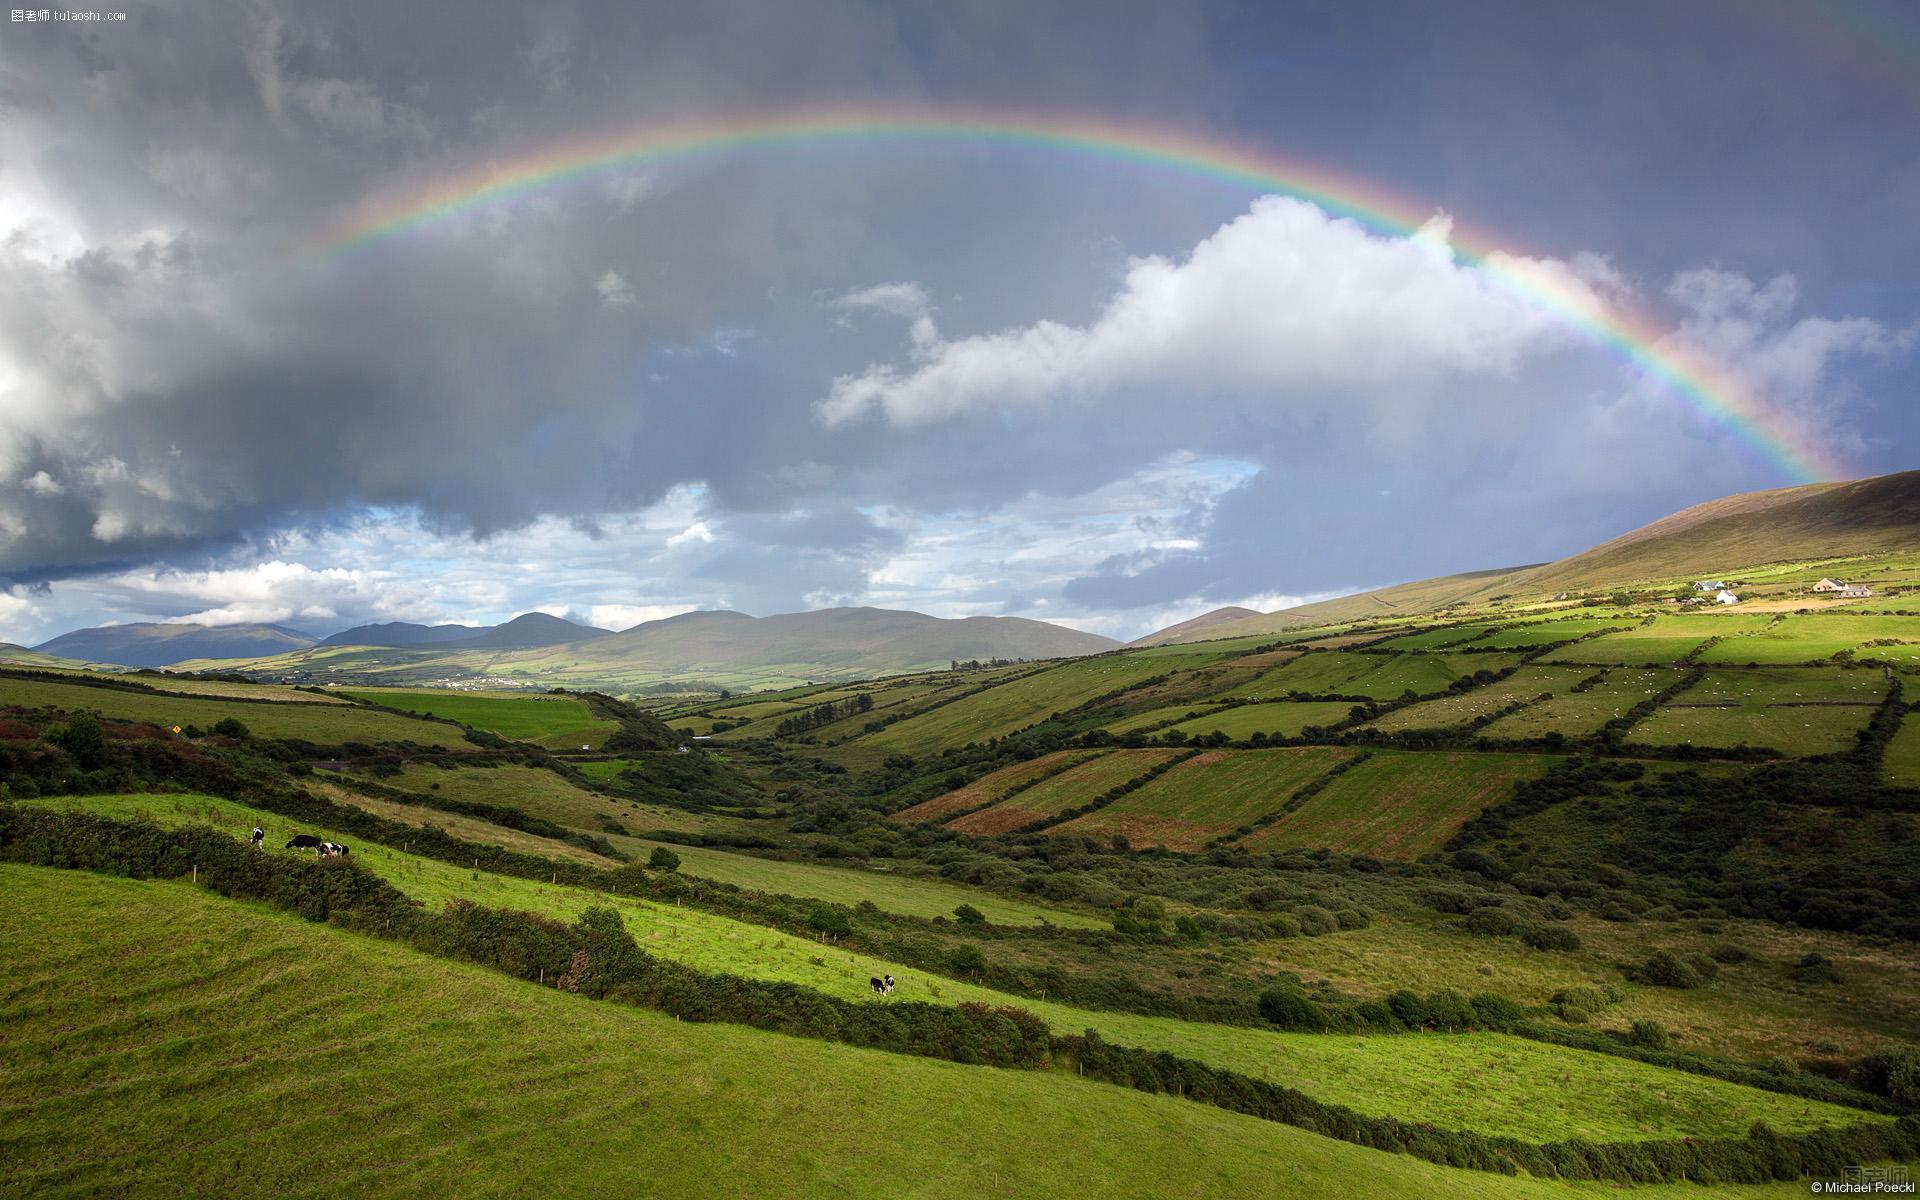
[3,806,1909,1186]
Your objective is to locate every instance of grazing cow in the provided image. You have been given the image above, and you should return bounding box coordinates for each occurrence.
[285,834,323,851]
[249,826,264,847]
[318,841,350,858]
[869,974,895,996]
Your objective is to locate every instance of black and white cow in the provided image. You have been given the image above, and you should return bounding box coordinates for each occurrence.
[869,974,895,996]
[320,842,350,858]
[285,834,323,851]
[250,826,264,847]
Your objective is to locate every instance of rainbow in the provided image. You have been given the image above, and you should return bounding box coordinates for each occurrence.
[307,107,1847,482]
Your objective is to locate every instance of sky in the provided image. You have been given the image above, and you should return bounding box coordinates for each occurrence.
[1,0,1917,644]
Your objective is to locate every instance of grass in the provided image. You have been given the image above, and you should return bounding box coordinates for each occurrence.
[1471,619,1637,649]
[890,750,1099,824]
[858,653,1230,754]
[1362,667,1592,733]
[1157,701,1357,741]
[1240,751,1554,859]
[1545,615,1777,666]
[339,688,619,749]
[946,751,1183,836]
[1480,669,1681,739]
[0,675,465,747]
[1050,748,1357,851]
[18,797,1878,1148]
[1,868,1840,1200]
[373,762,724,834]
[1221,652,1527,702]
[1696,614,1920,665]
[1631,668,1885,756]
[1887,712,1920,787]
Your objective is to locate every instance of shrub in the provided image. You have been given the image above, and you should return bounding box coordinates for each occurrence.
[210,716,251,739]
[1257,986,1325,1031]
[647,846,682,872]
[1519,923,1582,952]
[46,712,105,769]
[1468,992,1528,1029]
[953,903,986,925]
[1682,951,1720,981]
[949,943,988,976]
[1334,907,1370,931]
[1463,906,1519,937]
[1636,950,1703,989]
[1556,1004,1590,1024]
[1265,913,1302,938]
[1629,1019,1669,1049]
[1792,952,1842,984]
[1294,905,1339,936]
[1707,942,1752,964]
[1424,989,1476,1031]
[1851,1046,1920,1106]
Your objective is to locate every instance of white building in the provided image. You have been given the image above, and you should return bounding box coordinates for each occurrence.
[1715,589,1740,605]
[1839,584,1873,599]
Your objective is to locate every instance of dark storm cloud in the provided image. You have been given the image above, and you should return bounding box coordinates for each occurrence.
[0,0,1915,639]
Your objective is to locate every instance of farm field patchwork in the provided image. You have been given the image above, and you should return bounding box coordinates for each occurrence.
[1544,615,1775,665]
[1157,701,1358,741]
[339,688,619,749]
[0,675,465,747]
[1218,651,1526,702]
[1049,747,1358,851]
[1470,618,1637,649]
[891,749,1099,824]
[1479,668,1681,739]
[3,870,1842,1200]
[1370,625,1497,651]
[1361,666,1593,733]
[373,762,723,834]
[1630,668,1887,756]
[945,750,1184,836]
[1696,615,1920,665]
[857,654,1230,753]
[1238,750,1554,859]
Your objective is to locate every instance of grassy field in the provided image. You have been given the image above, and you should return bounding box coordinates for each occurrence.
[1157,701,1358,741]
[1545,615,1777,666]
[375,762,723,834]
[945,751,1183,836]
[857,654,1229,754]
[1631,668,1885,755]
[19,797,1879,1148]
[0,675,465,747]
[890,750,1099,824]
[1362,666,1592,733]
[1050,748,1358,851]
[1220,652,1529,702]
[1371,625,1496,651]
[48,672,351,703]
[1696,614,1920,665]
[1240,751,1554,859]
[1887,711,1920,786]
[1097,702,1229,735]
[1479,668,1680,739]
[339,688,619,749]
[1470,618,1637,649]
[2,869,1841,1200]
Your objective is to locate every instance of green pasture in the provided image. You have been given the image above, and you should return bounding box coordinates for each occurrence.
[1240,751,1554,859]
[0,675,464,747]
[2,868,1840,1200]
[1362,666,1591,733]
[1158,701,1357,741]
[1050,747,1357,851]
[1479,668,1680,739]
[339,688,618,749]
[946,750,1182,836]
[890,750,1099,824]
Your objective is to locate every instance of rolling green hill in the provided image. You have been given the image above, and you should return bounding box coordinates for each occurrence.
[1145,469,1920,645]
[2,867,1831,1200]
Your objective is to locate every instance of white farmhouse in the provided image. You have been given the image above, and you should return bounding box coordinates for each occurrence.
[1715,589,1739,605]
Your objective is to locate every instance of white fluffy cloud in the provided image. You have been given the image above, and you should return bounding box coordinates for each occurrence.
[818,199,1601,427]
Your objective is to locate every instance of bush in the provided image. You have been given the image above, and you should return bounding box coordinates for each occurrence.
[647,846,682,872]
[1636,949,1703,989]
[1556,1004,1591,1024]
[953,903,986,925]
[47,712,105,769]
[1792,952,1842,984]
[210,716,251,739]
[1257,986,1326,1030]
[1851,1046,1920,1106]
[949,943,987,976]
[1334,907,1370,931]
[1519,923,1582,952]
[1463,906,1519,937]
[1629,1019,1669,1049]
[1294,905,1339,936]
[1265,913,1302,938]
[1708,942,1752,964]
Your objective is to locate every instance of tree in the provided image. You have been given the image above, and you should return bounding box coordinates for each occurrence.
[949,943,987,976]
[953,903,986,925]
[647,846,681,872]
[211,716,251,739]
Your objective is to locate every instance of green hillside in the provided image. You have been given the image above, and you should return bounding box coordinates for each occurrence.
[4,868,1836,1200]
